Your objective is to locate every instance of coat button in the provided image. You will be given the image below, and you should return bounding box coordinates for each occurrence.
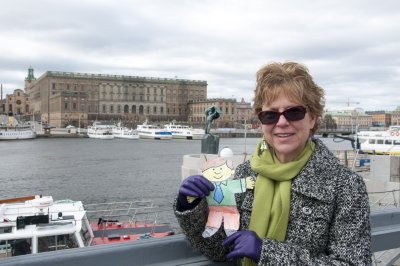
[302,206,312,215]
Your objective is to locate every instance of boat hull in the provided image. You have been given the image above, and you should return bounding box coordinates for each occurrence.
[88,134,114,140]
[114,134,139,139]
[138,133,172,140]
[0,130,36,140]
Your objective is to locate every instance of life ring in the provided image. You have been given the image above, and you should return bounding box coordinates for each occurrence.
[397,132,400,136]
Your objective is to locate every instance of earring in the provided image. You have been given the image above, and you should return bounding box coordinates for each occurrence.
[260,139,268,152]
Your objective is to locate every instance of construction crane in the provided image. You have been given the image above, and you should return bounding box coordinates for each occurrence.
[330,98,360,107]
[344,98,360,107]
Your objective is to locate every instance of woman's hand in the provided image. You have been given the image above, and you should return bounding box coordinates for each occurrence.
[178,175,214,211]
[222,230,262,262]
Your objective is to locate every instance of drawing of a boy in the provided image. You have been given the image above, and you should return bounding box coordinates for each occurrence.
[202,157,254,238]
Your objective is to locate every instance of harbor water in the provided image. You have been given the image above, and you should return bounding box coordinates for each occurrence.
[0,137,352,231]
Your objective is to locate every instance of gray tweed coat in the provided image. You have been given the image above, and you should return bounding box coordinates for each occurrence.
[174,139,371,265]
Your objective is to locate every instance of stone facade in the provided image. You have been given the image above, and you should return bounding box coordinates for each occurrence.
[366,111,392,127]
[1,89,31,115]
[392,108,400,126]
[188,98,237,128]
[236,98,255,127]
[25,70,207,127]
[325,109,372,132]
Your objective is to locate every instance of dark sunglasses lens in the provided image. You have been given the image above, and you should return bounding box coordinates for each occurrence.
[258,106,306,124]
[284,107,306,121]
[258,111,279,124]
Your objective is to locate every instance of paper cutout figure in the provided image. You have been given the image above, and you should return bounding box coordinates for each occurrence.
[201,157,254,238]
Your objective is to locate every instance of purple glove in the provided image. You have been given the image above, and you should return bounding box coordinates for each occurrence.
[222,230,262,262]
[178,175,214,211]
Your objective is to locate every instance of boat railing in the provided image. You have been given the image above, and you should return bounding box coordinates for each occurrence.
[369,189,400,211]
[85,200,155,219]
[84,201,173,236]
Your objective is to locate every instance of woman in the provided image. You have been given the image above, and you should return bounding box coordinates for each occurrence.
[174,62,371,265]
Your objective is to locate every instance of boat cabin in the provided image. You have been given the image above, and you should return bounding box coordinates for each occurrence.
[358,128,400,155]
[0,196,93,259]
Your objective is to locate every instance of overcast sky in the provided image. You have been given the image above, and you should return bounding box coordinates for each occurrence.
[1,0,399,111]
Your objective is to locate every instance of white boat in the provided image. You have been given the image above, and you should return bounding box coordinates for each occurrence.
[112,123,139,140]
[0,114,36,140]
[136,122,172,140]
[0,195,174,259]
[87,122,114,139]
[164,122,205,140]
[357,126,400,155]
[0,195,91,257]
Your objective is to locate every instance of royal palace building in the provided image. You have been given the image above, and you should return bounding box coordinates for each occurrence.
[25,67,207,128]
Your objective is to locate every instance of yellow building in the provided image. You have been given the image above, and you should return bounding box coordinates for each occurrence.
[1,89,31,115]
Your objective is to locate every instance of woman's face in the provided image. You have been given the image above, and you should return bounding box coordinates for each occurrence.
[260,93,316,163]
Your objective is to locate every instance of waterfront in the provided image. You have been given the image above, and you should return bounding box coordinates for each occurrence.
[0,137,351,231]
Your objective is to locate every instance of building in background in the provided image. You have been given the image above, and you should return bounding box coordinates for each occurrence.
[25,68,207,128]
[1,88,31,116]
[188,98,237,128]
[236,98,256,128]
[391,107,400,126]
[324,108,372,132]
[366,111,392,127]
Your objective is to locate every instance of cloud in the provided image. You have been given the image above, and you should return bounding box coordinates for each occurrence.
[1,0,400,110]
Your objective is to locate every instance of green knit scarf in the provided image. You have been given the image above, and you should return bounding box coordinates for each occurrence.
[243,139,314,266]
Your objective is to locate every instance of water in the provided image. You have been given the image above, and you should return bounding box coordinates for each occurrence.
[0,136,350,230]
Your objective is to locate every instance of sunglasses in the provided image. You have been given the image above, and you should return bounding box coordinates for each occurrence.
[258,106,307,125]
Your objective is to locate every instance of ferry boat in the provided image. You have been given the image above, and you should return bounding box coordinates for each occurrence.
[0,114,36,140]
[87,122,114,140]
[112,123,139,140]
[164,122,205,140]
[357,126,400,155]
[136,121,172,140]
[0,195,174,259]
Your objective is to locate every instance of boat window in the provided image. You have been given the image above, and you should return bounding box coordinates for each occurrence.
[368,139,375,144]
[385,140,392,145]
[38,234,79,253]
[377,139,384,144]
[0,227,12,234]
[394,140,400,145]
[0,238,32,258]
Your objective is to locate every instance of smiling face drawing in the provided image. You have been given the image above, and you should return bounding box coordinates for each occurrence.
[202,157,234,182]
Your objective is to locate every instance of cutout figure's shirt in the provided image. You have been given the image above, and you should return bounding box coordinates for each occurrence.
[206,179,247,206]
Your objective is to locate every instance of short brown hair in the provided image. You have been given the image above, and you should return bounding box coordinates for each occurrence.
[253,62,325,134]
